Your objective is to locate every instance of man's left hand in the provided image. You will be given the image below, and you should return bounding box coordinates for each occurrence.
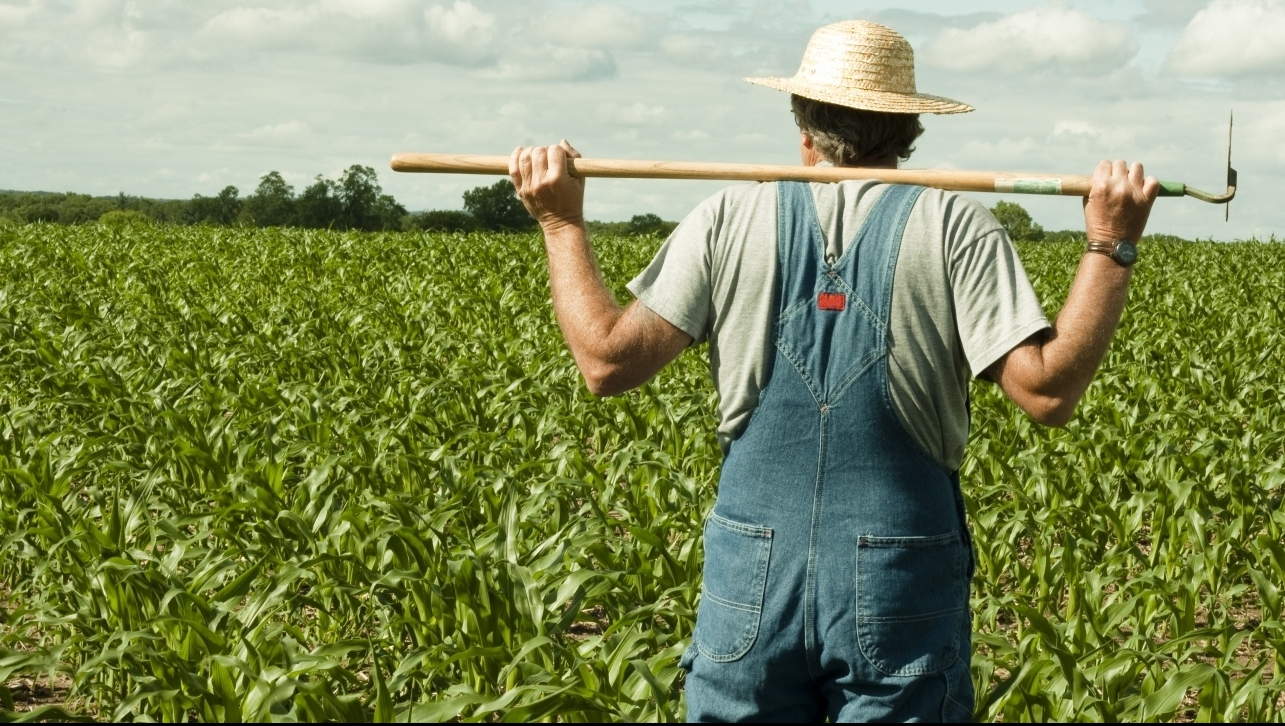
[509,140,586,233]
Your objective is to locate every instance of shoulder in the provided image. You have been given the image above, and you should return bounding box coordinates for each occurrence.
[908,187,1006,243]
[689,182,778,217]
[673,183,778,244]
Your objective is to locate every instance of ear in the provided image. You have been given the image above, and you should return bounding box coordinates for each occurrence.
[800,133,815,150]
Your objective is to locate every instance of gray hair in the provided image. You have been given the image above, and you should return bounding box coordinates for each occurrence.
[790,94,924,165]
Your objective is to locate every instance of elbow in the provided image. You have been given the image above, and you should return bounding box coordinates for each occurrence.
[581,361,633,397]
[1026,395,1077,427]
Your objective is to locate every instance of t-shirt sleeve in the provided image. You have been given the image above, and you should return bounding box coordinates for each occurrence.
[948,200,1052,377]
[625,195,719,344]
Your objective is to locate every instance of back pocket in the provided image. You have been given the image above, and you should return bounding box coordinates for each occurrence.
[693,512,773,662]
[855,531,968,676]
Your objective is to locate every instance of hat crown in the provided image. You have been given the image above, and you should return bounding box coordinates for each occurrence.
[797,21,917,95]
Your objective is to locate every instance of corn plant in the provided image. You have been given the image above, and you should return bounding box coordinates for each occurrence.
[0,222,1281,722]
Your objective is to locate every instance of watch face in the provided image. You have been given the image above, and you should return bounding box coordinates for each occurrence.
[1115,240,1138,266]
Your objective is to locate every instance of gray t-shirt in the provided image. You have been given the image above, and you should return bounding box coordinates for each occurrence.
[627,180,1050,470]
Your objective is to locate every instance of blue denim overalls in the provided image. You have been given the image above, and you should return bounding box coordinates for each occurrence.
[681,183,975,722]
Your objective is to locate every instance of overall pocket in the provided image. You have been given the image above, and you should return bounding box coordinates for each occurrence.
[693,512,773,662]
[855,531,968,676]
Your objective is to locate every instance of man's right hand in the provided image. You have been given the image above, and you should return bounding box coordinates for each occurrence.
[1083,159,1160,242]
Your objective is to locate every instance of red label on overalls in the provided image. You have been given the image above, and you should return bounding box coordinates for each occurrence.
[817,292,846,311]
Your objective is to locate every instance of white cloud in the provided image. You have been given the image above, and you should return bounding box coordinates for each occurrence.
[957,136,1042,166]
[424,0,495,45]
[922,6,1138,75]
[198,6,318,52]
[1241,102,1285,167]
[532,3,659,50]
[599,102,668,126]
[198,1,498,66]
[239,121,311,143]
[498,101,527,118]
[492,47,617,81]
[1051,121,1103,139]
[1166,0,1285,77]
[659,33,721,62]
[0,2,34,27]
[1139,0,1209,26]
[1046,119,1139,151]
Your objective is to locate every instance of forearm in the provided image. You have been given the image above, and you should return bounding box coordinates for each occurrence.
[1019,253,1131,420]
[542,221,625,370]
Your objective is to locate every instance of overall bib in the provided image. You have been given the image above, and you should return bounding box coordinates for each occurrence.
[681,183,975,722]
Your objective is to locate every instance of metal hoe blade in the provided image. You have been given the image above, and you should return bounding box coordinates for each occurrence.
[1183,111,1236,220]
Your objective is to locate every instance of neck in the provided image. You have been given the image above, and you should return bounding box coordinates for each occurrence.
[837,154,898,169]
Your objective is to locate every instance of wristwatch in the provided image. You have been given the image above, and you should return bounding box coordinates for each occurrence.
[1085,239,1138,267]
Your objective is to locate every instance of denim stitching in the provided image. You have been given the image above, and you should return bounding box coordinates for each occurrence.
[703,590,763,613]
[707,511,773,538]
[775,340,824,407]
[827,349,884,405]
[860,531,961,547]
[804,404,830,679]
[857,606,968,624]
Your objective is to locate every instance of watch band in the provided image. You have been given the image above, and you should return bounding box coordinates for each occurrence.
[1086,240,1119,256]
[1085,239,1138,267]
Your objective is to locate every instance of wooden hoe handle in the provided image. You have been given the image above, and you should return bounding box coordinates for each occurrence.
[391,152,1099,196]
[390,153,1235,202]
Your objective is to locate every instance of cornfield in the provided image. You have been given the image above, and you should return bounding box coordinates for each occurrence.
[0,222,1282,722]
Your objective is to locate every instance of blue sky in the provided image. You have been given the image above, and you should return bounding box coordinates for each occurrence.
[2,0,1282,239]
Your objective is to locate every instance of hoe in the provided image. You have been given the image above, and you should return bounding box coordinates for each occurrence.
[391,113,1237,219]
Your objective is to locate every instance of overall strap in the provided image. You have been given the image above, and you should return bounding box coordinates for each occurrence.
[834,183,925,327]
[775,181,827,318]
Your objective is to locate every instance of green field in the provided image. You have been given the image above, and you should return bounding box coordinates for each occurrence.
[1,222,1283,722]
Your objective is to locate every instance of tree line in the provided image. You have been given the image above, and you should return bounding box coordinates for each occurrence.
[0,166,405,231]
[0,168,680,237]
[7,171,1141,245]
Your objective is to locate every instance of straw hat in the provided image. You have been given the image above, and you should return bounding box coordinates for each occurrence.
[745,20,973,115]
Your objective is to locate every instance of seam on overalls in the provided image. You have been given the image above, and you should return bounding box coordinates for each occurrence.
[804,403,830,679]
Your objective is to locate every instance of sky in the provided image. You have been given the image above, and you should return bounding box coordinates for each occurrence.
[2,0,1283,239]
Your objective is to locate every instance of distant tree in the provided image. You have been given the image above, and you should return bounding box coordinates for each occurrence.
[98,209,154,228]
[462,180,534,231]
[295,176,343,229]
[335,165,408,231]
[140,199,188,225]
[373,193,409,231]
[188,185,241,226]
[337,165,382,231]
[243,172,296,227]
[56,194,115,224]
[991,200,1045,242]
[627,213,678,237]
[2,192,61,223]
[288,166,407,231]
[413,210,478,232]
[1043,229,1087,244]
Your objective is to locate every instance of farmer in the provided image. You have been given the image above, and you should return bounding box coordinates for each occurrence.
[509,20,1158,723]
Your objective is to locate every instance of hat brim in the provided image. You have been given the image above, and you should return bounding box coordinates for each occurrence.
[745,76,974,115]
